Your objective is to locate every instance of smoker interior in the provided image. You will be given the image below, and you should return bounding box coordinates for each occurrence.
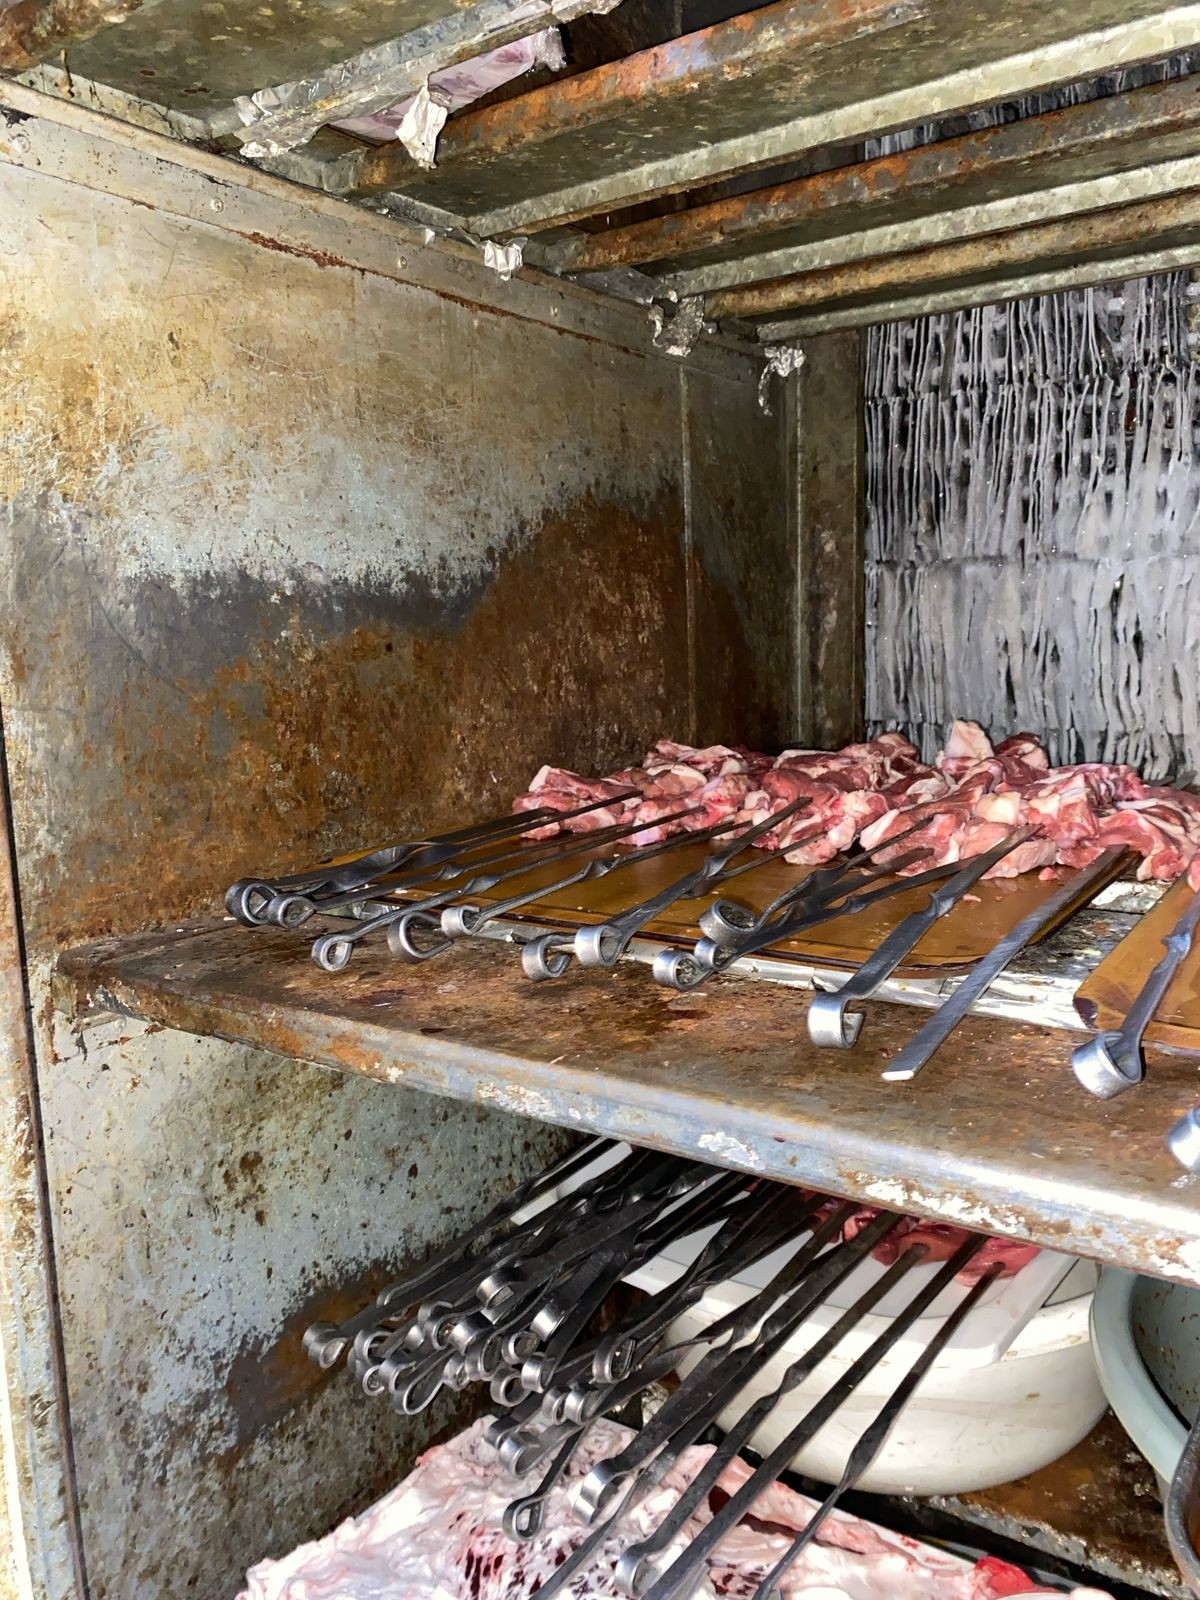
[6,4,1200,1596]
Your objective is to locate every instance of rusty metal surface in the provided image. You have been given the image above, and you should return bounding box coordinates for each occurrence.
[63,0,484,118]
[226,0,605,158]
[0,0,143,71]
[346,0,923,214]
[43,1010,571,1599]
[756,238,1200,339]
[543,72,1200,281]
[796,330,863,748]
[0,109,787,1600]
[53,921,1200,1288]
[915,1412,1188,1598]
[344,3,1200,239]
[708,189,1200,321]
[0,777,83,1596]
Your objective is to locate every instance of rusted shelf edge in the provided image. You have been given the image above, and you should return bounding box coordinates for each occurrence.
[52,924,1200,1287]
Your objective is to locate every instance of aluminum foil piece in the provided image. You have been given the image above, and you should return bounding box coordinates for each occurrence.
[758,344,805,414]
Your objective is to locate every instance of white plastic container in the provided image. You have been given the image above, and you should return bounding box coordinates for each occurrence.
[627,1223,1105,1497]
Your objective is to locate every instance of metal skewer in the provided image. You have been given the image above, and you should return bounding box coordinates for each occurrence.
[226,788,637,925]
[310,804,689,970]
[615,1243,931,1595]
[387,804,706,963]
[638,1236,985,1600]
[883,848,1126,1082]
[650,848,949,993]
[1074,879,1200,1099]
[437,808,770,969]
[807,829,1034,1048]
[1168,1106,1200,1172]
[750,1261,1001,1600]
[699,816,941,947]
[569,795,813,971]
[526,1214,900,1600]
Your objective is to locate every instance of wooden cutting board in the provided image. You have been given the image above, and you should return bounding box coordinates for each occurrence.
[1074,877,1200,1049]
[380,839,1123,974]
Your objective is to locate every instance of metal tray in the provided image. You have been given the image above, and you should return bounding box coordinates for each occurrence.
[382,840,1125,974]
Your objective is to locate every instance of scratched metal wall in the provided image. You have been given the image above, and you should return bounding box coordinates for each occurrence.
[0,114,791,1599]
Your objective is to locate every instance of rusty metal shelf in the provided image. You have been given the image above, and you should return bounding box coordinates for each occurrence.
[54,918,1200,1285]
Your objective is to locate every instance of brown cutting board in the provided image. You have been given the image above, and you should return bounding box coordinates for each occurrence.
[379,840,1122,974]
[1074,877,1200,1049]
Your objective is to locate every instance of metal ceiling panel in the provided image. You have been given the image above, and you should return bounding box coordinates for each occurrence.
[63,0,479,116]
[534,74,1200,288]
[343,0,1200,237]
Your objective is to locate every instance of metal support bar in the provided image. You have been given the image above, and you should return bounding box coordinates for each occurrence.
[0,0,142,70]
[542,73,1200,280]
[342,2,1200,241]
[708,187,1200,320]
[757,236,1200,338]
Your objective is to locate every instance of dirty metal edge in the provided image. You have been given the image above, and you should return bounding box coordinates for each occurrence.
[756,237,1200,337]
[51,927,1200,1288]
[0,78,763,381]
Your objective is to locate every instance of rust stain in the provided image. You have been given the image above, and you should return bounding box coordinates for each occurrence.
[353,0,907,194]
[222,1264,390,1447]
[234,231,360,274]
[0,0,143,69]
[17,489,687,950]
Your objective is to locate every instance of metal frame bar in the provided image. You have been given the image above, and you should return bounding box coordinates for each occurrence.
[709,187,1200,320]
[757,236,1200,337]
[341,2,1200,239]
[542,72,1200,282]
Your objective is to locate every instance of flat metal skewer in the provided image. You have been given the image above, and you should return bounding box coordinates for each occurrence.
[883,848,1126,1082]
[750,1261,1001,1600]
[650,847,944,992]
[226,788,637,924]
[807,829,1034,1048]
[638,1236,985,1600]
[520,794,813,981]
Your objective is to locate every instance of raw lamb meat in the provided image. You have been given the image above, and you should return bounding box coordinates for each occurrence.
[836,1208,1040,1285]
[511,722,1200,886]
[239,1417,1110,1600]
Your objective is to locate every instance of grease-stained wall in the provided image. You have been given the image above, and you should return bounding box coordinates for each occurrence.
[0,103,792,1599]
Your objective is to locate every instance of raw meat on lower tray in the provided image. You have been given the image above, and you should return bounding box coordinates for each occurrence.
[239,1418,1112,1600]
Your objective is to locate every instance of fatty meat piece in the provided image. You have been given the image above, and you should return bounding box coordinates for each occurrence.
[512,722,1200,884]
[239,1418,1111,1600]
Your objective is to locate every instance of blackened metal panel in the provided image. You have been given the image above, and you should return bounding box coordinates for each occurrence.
[798,331,864,749]
[686,365,798,752]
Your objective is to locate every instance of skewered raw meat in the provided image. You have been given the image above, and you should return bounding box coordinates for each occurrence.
[238,1417,1109,1600]
[512,725,1200,886]
[837,1208,1040,1285]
